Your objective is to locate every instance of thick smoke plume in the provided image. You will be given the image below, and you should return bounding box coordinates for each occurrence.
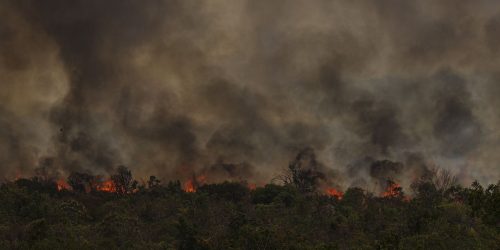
[1,1,499,189]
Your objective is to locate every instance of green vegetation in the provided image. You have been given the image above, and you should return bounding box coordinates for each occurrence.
[0,170,498,249]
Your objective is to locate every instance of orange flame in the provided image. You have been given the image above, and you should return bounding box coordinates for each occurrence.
[326,188,344,199]
[183,175,206,193]
[96,179,116,193]
[184,179,196,193]
[382,182,401,198]
[56,179,71,191]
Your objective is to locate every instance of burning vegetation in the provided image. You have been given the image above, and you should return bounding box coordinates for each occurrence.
[382,181,403,198]
[56,179,70,191]
[183,175,206,193]
[2,162,498,249]
[96,179,116,193]
[325,187,344,200]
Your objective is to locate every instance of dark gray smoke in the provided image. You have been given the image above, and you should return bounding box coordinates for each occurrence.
[1,0,499,187]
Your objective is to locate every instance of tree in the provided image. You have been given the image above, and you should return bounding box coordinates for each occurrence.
[197,182,249,202]
[276,148,325,193]
[252,184,287,204]
[482,182,500,226]
[175,217,207,250]
[415,167,458,193]
[110,166,137,194]
[147,176,161,189]
[67,172,95,193]
[341,187,366,209]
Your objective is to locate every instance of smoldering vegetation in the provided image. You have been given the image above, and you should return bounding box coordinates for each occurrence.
[0,0,499,189]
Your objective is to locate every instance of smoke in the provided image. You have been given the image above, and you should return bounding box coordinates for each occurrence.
[1,0,499,186]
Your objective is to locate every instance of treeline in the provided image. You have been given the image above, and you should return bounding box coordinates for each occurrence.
[0,165,498,250]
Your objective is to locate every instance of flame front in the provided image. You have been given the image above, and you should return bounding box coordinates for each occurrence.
[184,179,196,193]
[382,182,401,198]
[97,179,116,192]
[56,179,70,191]
[183,175,206,192]
[326,188,344,199]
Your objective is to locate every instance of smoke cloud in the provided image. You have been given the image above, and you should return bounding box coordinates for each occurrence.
[1,0,499,187]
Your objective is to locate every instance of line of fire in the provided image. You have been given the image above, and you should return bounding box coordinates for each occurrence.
[12,148,437,201]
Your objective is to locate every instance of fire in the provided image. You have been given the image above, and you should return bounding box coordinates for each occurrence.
[248,183,257,190]
[326,188,344,199]
[53,176,118,193]
[96,179,116,192]
[183,175,206,193]
[56,179,71,191]
[382,182,402,198]
[55,177,118,193]
[184,179,196,193]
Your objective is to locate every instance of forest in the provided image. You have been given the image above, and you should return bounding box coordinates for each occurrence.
[0,160,498,249]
